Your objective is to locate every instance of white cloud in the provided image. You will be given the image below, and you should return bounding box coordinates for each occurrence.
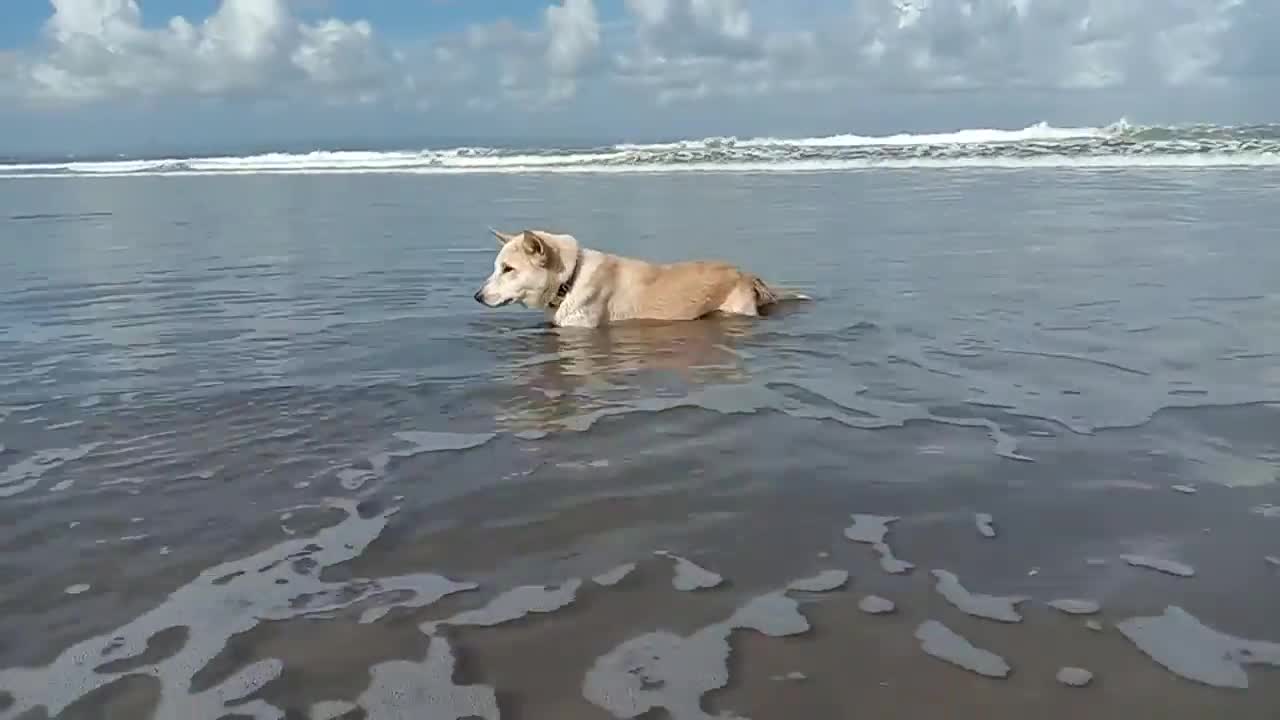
[854,0,1239,90]
[613,0,768,103]
[411,0,604,107]
[16,0,398,106]
[1210,0,1278,78]
[1,0,1278,130]
[546,0,600,99]
[624,0,757,59]
[413,17,545,109]
[616,0,1261,108]
[0,50,21,99]
[291,19,392,102]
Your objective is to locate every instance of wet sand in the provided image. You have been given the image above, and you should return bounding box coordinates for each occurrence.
[4,405,1277,719]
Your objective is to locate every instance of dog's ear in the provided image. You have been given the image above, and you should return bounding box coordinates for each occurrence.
[520,230,551,266]
[490,227,517,246]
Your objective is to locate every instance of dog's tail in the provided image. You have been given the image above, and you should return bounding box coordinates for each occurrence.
[751,276,812,307]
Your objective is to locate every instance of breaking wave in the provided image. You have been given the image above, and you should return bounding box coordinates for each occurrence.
[4,120,1280,178]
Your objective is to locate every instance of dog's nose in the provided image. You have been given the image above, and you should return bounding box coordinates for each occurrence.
[473,290,485,305]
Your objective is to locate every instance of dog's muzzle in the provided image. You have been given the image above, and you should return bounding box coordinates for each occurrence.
[474,290,512,307]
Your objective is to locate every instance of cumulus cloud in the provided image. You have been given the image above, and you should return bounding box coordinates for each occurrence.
[15,0,399,105]
[613,0,769,103]
[1212,0,1280,79]
[606,0,1260,107]
[405,0,603,108]
[625,0,755,57]
[546,0,601,99]
[1,0,1276,122]
[832,0,1243,91]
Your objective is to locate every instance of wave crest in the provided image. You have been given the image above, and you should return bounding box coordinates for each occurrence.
[4,120,1280,178]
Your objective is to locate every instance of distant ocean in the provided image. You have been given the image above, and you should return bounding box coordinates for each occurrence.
[4,120,1280,177]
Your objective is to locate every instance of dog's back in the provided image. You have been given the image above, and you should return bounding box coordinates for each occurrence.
[589,254,790,322]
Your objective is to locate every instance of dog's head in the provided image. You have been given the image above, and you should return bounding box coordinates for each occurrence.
[474,228,562,309]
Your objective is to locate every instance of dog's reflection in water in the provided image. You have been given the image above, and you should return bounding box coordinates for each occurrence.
[492,314,760,433]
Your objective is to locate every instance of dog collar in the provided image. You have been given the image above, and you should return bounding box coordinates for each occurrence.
[548,248,581,310]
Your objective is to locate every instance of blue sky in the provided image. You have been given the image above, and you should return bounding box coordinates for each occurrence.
[0,1,572,45]
[2,1,1278,156]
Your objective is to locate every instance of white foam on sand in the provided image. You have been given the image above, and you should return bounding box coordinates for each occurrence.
[1121,554,1196,577]
[975,513,997,538]
[582,589,811,719]
[1116,606,1280,689]
[296,572,479,625]
[358,637,499,720]
[915,620,1011,678]
[1048,599,1102,615]
[875,546,912,574]
[786,569,849,593]
[421,579,582,634]
[313,574,584,716]
[309,700,358,720]
[1056,667,1094,687]
[0,499,472,720]
[843,514,897,544]
[930,570,1027,623]
[859,595,896,615]
[593,562,637,587]
[654,551,724,591]
[844,515,915,574]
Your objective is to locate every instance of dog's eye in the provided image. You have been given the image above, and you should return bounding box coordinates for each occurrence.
[501,265,514,274]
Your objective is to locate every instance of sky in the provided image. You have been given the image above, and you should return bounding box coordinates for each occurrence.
[1,0,1278,156]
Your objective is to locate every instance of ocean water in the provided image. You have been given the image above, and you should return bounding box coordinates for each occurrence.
[2,123,1280,719]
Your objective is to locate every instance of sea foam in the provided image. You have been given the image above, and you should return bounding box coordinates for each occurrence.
[5,121,1280,178]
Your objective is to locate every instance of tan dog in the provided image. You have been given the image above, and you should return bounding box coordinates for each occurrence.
[473,228,807,328]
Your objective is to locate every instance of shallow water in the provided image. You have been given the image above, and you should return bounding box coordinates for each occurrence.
[2,169,1280,718]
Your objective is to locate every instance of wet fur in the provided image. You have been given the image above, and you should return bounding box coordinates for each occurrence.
[474,228,807,328]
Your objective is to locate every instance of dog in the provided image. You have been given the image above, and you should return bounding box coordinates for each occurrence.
[473,228,808,328]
